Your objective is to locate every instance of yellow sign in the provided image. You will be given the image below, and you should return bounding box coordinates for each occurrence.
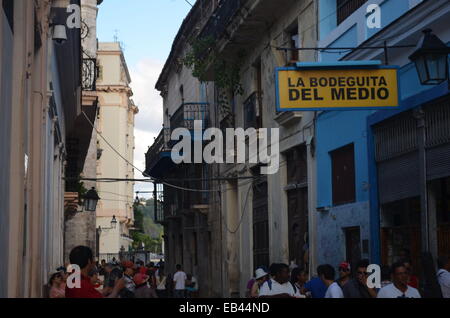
[276,67,399,111]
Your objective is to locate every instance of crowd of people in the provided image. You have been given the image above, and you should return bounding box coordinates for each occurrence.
[47,246,198,298]
[246,255,450,298]
[46,245,449,298]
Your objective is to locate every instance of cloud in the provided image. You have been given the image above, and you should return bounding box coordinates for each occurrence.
[130,59,165,136]
[129,59,165,196]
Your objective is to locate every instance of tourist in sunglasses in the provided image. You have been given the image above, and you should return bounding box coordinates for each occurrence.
[337,262,351,288]
[342,259,377,298]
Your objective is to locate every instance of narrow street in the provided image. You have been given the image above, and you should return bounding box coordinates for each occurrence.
[0,0,449,301]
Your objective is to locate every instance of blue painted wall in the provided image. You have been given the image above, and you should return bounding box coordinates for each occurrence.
[316,110,373,208]
[315,0,429,267]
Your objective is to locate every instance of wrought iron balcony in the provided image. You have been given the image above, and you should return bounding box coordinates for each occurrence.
[82,58,97,91]
[199,0,241,40]
[145,128,172,178]
[170,102,210,132]
[145,103,209,178]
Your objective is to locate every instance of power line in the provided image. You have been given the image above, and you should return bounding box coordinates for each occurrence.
[82,111,144,174]
[184,0,194,7]
[98,190,134,199]
[81,111,218,193]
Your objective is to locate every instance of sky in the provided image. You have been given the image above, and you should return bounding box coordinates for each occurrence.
[97,0,192,196]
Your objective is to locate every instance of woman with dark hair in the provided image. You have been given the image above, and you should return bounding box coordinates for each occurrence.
[156,267,168,298]
[290,267,308,295]
[49,272,65,298]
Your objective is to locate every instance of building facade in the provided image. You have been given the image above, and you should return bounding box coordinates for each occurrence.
[315,0,450,289]
[63,0,103,264]
[96,42,138,258]
[0,0,95,297]
[146,0,320,297]
[147,0,218,298]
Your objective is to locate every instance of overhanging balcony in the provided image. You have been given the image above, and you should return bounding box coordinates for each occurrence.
[170,102,210,132]
[199,0,242,40]
[82,58,98,91]
[144,128,172,179]
[145,103,209,179]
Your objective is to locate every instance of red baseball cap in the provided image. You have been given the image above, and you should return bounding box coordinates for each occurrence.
[123,261,135,269]
[339,262,351,271]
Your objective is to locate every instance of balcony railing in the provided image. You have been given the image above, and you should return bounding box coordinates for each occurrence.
[82,58,97,91]
[199,0,241,40]
[145,103,210,178]
[170,103,210,132]
[145,128,171,174]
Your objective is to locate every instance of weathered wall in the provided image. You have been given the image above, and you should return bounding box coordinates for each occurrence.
[215,0,319,297]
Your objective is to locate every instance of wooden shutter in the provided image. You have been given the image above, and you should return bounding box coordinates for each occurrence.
[331,144,356,206]
[253,180,269,269]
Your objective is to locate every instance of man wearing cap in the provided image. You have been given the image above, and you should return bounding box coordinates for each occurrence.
[133,273,158,298]
[337,262,351,288]
[250,268,269,298]
[342,259,377,298]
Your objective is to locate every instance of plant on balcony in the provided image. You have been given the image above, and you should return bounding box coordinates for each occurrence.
[76,180,88,203]
[183,36,245,96]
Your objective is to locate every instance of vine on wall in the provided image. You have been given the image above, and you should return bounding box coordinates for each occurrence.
[182,36,245,96]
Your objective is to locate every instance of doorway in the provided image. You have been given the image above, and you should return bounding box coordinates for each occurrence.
[344,227,361,269]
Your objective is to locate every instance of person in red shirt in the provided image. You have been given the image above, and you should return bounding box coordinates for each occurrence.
[66,246,125,298]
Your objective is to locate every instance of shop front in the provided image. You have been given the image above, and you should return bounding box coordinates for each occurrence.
[372,93,450,271]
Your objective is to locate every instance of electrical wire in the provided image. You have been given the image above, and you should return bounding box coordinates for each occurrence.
[265,0,416,59]
[225,175,266,234]
[81,111,220,193]
[98,190,134,199]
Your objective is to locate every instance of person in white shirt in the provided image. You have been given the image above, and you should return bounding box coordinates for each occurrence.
[437,255,450,298]
[172,264,187,298]
[259,263,304,298]
[377,262,421,298]
[320,264,344,298]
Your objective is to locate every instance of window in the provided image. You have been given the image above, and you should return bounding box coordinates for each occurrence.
[253,180,269,269]
[193,232,198,266]
[331,143,356,205]
[255,59,263,128]
[337,0,367,25]
[2,0,13,32]
[286,146,307,185]
[243,93,257,130]
[288,27,299,62]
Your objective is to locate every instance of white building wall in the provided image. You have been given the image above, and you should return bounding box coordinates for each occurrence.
[96,42,137,255]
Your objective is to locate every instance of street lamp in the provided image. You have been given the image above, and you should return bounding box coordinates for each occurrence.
[84,187,100,212]
[110,215,118,229]
[98,215,118,231]
[409,29,450,85]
